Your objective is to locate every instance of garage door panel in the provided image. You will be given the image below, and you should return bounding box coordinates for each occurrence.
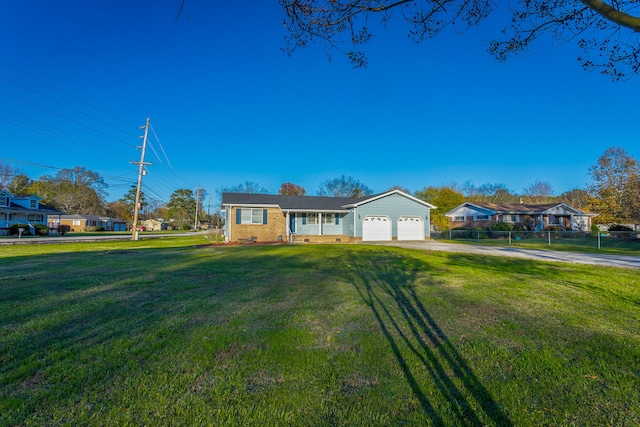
[362,216,392,241]
[397,216,424,241]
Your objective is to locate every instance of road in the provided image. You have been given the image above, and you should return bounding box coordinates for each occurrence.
[366,241,640,270]
[0,232,197,245]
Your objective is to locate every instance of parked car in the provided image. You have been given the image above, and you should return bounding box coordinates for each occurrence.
[136,226,146,231]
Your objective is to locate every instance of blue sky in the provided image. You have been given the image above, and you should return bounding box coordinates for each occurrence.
[1,1,639,204]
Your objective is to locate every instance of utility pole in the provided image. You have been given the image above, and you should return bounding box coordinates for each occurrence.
[130,117,152,241]
[194,186,204,230]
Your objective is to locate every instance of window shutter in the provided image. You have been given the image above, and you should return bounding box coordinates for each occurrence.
[302,213,306,225]
[335,216,339,225]
[236,208,241,224]
[263,209,268,224]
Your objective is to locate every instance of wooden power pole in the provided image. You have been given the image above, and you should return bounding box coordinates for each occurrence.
[130,117,152,241]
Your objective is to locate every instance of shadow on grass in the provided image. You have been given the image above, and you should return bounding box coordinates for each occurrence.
[346,249,512,426]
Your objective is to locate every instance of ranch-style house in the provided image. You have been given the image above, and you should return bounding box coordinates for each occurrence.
[222,189,436,243]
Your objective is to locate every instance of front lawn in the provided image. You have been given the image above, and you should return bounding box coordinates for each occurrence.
[1,238,638,426]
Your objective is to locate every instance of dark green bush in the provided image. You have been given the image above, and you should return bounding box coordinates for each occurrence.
[489,222,515,231]
[608,224,633,232]
[9,224,31,236]
[58,224,71,235]
[33,224,49,236]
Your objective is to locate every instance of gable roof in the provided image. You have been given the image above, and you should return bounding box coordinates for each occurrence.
[446,202,594,216]
[222,190,436,212]
[343,189,437,209]
[222,193,367,212]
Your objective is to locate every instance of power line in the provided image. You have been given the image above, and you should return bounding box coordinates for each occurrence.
[0,73,138,139]
[0,59,139,128]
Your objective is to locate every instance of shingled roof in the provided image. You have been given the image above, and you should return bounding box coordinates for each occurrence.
[221,193,370,211]
[456,202,587,214]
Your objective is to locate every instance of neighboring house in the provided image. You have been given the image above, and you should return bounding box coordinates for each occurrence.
[0,190,63,236]
[52,214,128,231]
[222,189,436,243]
[445,202,597,232]
[142,219,169,231]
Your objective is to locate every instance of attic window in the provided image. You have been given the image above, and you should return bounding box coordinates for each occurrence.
[30,199,37,208]
[0,195,7,207]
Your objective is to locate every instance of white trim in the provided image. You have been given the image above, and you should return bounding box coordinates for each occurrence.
[343,190,437,209]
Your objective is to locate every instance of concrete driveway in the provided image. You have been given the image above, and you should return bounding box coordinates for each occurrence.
[366,241,640,270]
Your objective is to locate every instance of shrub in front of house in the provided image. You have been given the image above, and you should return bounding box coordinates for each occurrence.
[487,222,514,238]
[84,226,105,232]
[9,224,31,236]
[33,224,50,236]
[58,224,71,235]
[608,224,635,239]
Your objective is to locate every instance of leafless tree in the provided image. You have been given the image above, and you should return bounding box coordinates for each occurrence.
[281,0,640,79]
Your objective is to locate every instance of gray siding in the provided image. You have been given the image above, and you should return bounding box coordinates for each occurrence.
[354,193,431,238]
[293,213,350,236]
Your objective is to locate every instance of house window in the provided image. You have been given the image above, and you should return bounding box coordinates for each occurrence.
[30,199,37,208]
[73,220,81,226]
[503,215,519,223]
[453,216,465,222]
[0,195,7,207]
[548,215,562,226]
[307,213,318,225]
[27,214,43,222]
[239,208,266,224]
[475,215,490,221]
[322,213,336,225]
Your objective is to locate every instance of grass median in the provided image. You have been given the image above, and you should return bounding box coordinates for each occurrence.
[1,237,638,426]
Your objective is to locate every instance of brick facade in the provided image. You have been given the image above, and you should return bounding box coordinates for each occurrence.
[230,207,287,242]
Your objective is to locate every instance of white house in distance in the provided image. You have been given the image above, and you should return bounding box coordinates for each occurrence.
[0,190,63,236]
[445,202,597,232]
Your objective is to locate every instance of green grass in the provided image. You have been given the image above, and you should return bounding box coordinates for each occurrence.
[1,238,638,426]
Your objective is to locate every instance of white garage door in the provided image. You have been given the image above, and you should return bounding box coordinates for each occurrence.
[397,216,424,241]
[362,216,392,241]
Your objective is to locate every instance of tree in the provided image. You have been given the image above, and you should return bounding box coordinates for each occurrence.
[588,146,640,224]
[463,182,518,203]
[121,187,147,221]
[521,181,555,204]
[221,181,267,194]
[414,186,465,231]
[0,162,16,191]
[281,1,640,79]
[386,185,411,194]
[104,200,131,222]
[278,182,307,196]
[30,167,107,214]
[167,188,196,229]
[317,175,373,198]
[7,173,31,196]
[558,188,590,210]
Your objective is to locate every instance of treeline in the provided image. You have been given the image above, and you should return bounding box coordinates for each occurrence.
[2,146,638,230]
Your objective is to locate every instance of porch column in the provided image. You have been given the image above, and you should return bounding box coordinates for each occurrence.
[285,211,290,237]
[318,213,322,236]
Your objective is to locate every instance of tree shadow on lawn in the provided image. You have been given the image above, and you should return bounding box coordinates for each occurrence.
[346,249,512,426]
